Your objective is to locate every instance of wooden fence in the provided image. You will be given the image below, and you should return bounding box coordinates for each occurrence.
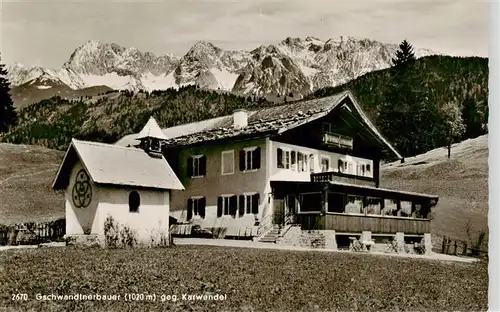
[438,234,488,258]
[0,218,65,246]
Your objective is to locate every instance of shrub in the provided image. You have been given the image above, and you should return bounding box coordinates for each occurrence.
[104,215,120,248]
[119,225,138,248]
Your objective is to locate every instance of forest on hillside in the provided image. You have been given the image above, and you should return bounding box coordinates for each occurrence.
[0,86,274,150]
[311,55,488,157]
[0,55,489,158]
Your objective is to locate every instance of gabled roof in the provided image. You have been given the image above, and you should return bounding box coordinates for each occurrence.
[136,117,169,140]
[115,91,402,159]
[52,139,184,191]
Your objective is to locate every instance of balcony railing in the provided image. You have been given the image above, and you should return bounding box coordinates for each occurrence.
[322,132,353,149]
[311,171,375,187]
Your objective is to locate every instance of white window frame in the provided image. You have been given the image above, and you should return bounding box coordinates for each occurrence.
[191,155,204,178]
[190,196,204,216]
[221,150,235,175]
[297,152,306,172]
[320,155,330,172]
[243,192,258,214]
[243,146,258,171]
[221,194,234,215]
[309,154,315,172]
[284,149,291,170]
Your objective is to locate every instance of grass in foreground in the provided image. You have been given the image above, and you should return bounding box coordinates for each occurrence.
[0,245,488,312]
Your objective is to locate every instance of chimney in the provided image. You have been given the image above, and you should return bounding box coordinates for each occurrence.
[233,109,248,129]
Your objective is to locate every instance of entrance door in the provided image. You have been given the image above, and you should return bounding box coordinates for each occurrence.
[273,199,285,225]
[285,194,298,224]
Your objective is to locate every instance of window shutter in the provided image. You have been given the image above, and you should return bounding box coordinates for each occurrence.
[253,147,261,169]
[199,156,207,176]
[230,196,238,218]
[251,193,260,214]
[217,197,223,217]
[187,198,193,221]
[187,157,193,177]
[239,150,246,171]
[277,148,283,168]
[238,195,245,217]
[199,197,206,219]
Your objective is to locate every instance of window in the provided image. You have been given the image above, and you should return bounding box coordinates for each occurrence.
[240,147,261,171]
[327,192,346,213]
[345,196,364,214]
[298,152,308,172]
[382,199,398,216]
[277,148,284,168]
[321,156,330,172]
[291,151,297,170]
[187,155,206,177]
[365,197,382,215]
[277,148,290,169]
[238,193,260,216]
[299,193,322,212]
[187,197,206,220]
[149,138,161,152]
[309,154,315,172]
[322,122,332,133]
[338,159,344,173]
[400,201,412,217]
[358,164,366,176]
[128,191,140,213]
[366,164,371,173]
[221,150,235,175]
[217,195,237,217]
[284,150,290,169]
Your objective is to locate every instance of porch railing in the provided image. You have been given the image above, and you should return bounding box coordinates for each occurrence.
[296,213,431,234]
[256,214,273,236]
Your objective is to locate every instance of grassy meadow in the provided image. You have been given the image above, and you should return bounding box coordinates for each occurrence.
[0,245,488,312]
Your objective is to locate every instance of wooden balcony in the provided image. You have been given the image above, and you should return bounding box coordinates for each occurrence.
[296,213,430,235]
[322,132,353,149]
[311,171,376,187]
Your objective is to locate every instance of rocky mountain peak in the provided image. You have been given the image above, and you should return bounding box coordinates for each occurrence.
[7,36,439,101]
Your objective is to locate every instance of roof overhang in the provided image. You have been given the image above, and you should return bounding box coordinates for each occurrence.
[51,141,93,190]
[270,180,439,207]
[276,91,403,160]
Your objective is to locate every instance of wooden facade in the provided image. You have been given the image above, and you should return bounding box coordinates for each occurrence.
[271,178,437,235]
[297,213,430,234]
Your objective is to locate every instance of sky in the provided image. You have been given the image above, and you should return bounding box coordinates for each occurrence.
[0,0,489,68]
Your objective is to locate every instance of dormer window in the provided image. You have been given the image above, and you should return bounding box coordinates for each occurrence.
[135,116,168,156]
[149,138,161,153]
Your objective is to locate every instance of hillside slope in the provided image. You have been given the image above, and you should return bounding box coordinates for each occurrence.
[382,134,488,247]
[0,136,488,250]
[0,143,64,224]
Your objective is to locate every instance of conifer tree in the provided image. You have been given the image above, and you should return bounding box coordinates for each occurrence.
[0,56,17,133]
[392,40,416,68]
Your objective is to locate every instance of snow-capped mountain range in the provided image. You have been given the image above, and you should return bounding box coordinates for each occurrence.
[7,36,437,101]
